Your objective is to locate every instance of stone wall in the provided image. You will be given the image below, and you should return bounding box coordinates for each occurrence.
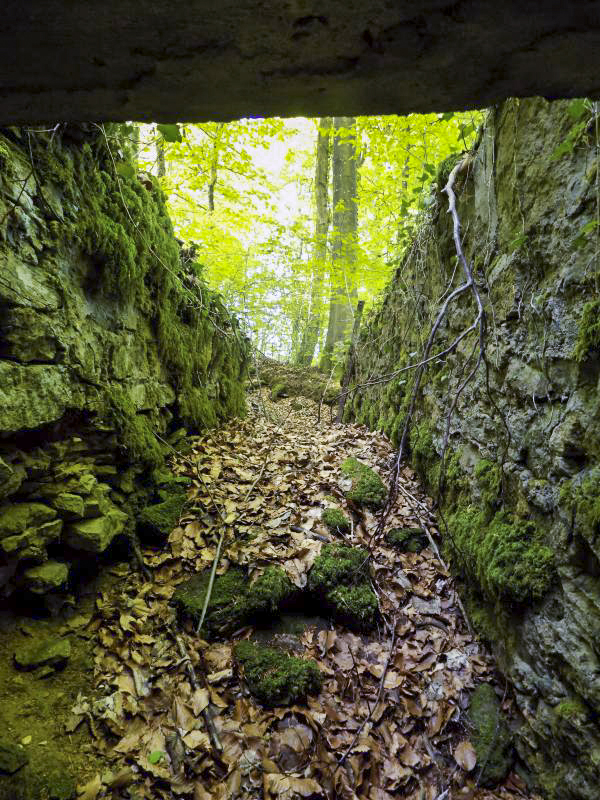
[0,124,247,600]
[347,98,600,799]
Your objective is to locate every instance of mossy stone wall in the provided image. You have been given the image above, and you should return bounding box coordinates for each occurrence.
[0,124,248,598]
[347,98,600,800]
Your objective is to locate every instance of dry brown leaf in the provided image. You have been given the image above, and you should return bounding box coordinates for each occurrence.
[454,740,477,771]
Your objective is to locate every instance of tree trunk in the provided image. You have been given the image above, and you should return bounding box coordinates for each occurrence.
[296,117,332,367]
[208,123,225,212]
[156,127,166,178]
[321,116,358,371]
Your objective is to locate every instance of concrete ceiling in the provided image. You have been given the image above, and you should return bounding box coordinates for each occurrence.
[3,1,600,124]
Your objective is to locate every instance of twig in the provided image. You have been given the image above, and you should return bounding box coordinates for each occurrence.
[336,619,398,769]
[129,533,152,582]
[171,628,223,753]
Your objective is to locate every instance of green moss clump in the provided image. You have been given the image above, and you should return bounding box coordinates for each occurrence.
[173,568,248,636]
[560,469,600,551]
[436,151,465,190]
[172,566,294,637]
[574,299,600,361]
[386,526,428,553]
[448,508,554,602]
[244,567,296,617]
[322,507,351,533]
[234,640,322,706]
[474,459,502,515]
[327,584,378,629]
[271,383,287,400]
[137,490,187,540]
[554,698,588,722]
[468,683,513,787]
[340,458,387,509]
[410,421,435,476]
[309,544,377,630]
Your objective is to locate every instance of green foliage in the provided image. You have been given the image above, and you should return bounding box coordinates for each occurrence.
[234,641,322,706]
[554,698,588,721]
[409,421,435,476]
[340,457,387,509]
[448,508,554,603]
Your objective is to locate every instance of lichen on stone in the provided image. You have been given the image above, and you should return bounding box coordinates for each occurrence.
[234,640,322,706]
[340,457,387,509]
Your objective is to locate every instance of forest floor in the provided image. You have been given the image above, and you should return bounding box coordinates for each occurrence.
[50,391,539,800]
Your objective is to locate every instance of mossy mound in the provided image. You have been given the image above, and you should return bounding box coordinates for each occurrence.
[340,458,387,509]
[14,637,71,672]
[137,489,187,541]
[322,507,351,534]
[448,508,554,602]
[0,760,76,800]
[271,383,287,400]
[386,526,429,553]
[308,544,377,630]
[468,683,513,787]
[172,566,295,637]
[0,739,28,774]
[234,640,322,706]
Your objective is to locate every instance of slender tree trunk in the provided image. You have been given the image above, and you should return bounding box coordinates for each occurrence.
[156,127,166,178]
[321,117,358,371]
[296,117,332,366]
[208,123,225,212]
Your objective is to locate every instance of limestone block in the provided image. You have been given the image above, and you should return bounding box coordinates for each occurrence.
[0,519,63,560]
[14,637,71,671]
[64,508,128,552]
[0,502,57,538]
[22,561,69,593]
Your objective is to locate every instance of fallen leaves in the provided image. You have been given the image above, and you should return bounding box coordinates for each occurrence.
[455,740,478,771]
[74,390,537,800]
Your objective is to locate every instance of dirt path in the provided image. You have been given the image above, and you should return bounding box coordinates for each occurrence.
[75,392,537,800]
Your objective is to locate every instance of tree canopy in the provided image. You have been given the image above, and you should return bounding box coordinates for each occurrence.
[137,109,482,363]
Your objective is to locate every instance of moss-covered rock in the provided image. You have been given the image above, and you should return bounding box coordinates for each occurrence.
[271,383,288,400]
[448,508,554,602]
[21,561,69,594]
[173,566,295,636]
[309,544,377,629]
[322,507,351,534]
[234,640,322,706]
[137,490,187,540]
[468,683,513,787]
[0,503,57,538]
[0,739,28,775]
[14,637,71,671]
[0,762,76,800]
[0,519,63,560]
[50,493,85,519]
[386,526,429,552]
[64,507,128,553]
[340,458,387,509]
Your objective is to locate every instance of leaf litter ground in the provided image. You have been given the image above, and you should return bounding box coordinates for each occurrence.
[76,391,540,800]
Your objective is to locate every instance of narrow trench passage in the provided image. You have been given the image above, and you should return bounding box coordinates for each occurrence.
[0,389,539,799]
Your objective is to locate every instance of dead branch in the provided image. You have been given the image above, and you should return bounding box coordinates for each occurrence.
[171,628,223,753]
